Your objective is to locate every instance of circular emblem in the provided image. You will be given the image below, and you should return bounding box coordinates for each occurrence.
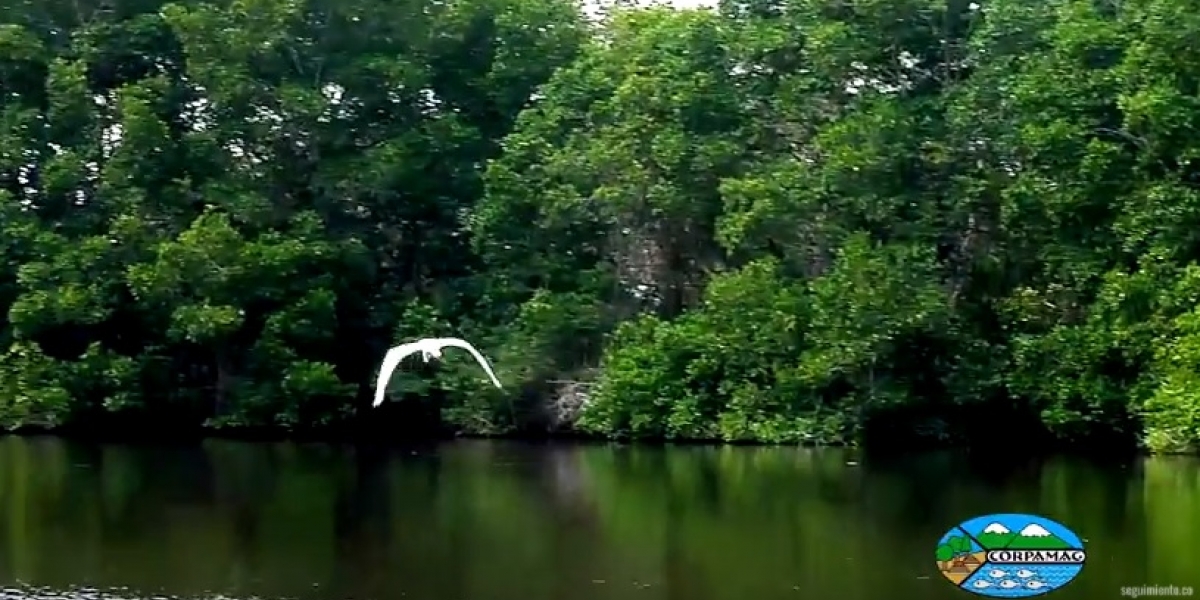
[935,513,1086,596]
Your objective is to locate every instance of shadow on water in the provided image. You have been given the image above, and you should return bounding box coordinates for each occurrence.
[0,436,1197,600]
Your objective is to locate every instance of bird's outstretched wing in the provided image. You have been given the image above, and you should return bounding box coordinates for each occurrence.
[373,341,425,406]
[433,338,503,388]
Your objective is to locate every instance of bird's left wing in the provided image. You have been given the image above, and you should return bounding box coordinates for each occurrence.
[436,338,503,388]
[373,342,423,406]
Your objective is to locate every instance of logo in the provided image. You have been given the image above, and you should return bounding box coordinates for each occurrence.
[935,513,1086,597]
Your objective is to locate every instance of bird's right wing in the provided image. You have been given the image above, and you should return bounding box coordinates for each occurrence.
[436,338,503,388]
[373,342,423,406]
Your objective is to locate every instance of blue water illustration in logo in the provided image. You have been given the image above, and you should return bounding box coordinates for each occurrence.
[935,513,1085,597]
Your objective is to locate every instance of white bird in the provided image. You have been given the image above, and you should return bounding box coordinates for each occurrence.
[373,337,502,407]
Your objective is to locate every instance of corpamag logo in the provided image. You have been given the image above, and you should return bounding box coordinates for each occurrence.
[935,513,1085,597]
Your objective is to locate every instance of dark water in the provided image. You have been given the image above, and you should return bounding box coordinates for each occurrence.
[0,436,1196,600]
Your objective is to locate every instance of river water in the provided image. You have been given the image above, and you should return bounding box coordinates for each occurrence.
[0,436,1196,600]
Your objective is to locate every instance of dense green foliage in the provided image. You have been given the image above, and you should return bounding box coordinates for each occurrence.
[2,0,1200,452]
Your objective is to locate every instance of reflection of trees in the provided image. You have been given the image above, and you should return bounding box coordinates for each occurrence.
[664,462,702,600]
[1,438,1198,600]
[204,440,278,572]
[1144,458,1199,584]
[334,448,390,543]
[577,446,875,599]
[544,445,594,510]
[0,437,35,581]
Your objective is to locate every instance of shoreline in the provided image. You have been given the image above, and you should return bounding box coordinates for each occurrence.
[0,427,1169,459]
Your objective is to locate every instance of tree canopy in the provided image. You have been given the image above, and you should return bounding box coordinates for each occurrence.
[1,0,1199,453]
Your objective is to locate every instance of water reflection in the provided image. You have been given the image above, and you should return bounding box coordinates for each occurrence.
[0,436,1196,599]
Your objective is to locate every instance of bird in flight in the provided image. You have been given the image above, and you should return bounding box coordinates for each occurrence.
[373,337,502,407]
